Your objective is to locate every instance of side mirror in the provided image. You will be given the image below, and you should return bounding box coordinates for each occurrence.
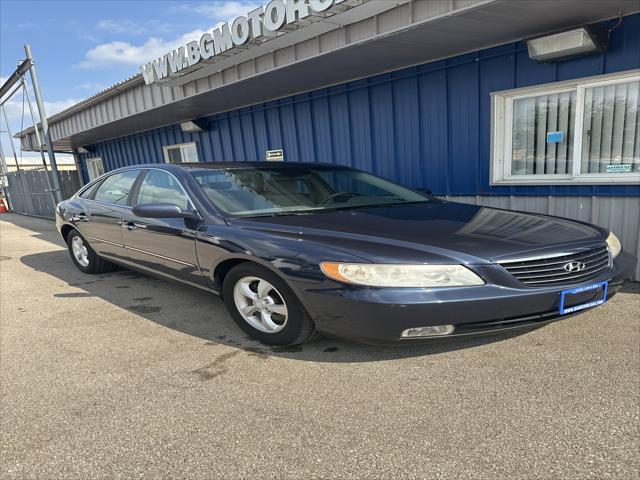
[132,203,200,220]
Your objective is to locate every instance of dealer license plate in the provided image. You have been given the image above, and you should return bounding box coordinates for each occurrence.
[559,281,608,315]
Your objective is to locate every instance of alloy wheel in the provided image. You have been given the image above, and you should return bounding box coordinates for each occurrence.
[233,276,289,333]
[71,235,90,267]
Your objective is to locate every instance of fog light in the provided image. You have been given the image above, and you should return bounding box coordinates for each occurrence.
[401,325,455,338]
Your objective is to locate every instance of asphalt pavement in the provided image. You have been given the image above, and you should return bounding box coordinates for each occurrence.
[1,213,638,479]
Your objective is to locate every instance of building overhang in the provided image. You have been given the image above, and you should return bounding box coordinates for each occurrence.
[16,0,640,152]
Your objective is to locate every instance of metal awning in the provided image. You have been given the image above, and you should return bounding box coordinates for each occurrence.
[17,0,640,152]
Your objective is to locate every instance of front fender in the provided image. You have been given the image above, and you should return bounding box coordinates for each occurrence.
[194,225,366,308]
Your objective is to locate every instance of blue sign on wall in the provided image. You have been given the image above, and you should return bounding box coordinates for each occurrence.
[546,131,564,143]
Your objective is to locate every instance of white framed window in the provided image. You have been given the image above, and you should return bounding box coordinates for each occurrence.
[162,142,199,163]
[85,157,105,181]
[491,70,640,185]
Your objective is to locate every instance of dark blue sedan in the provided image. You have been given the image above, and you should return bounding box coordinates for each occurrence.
[56,162,635,345]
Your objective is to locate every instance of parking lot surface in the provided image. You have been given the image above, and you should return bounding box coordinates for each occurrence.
[1,213,639,479]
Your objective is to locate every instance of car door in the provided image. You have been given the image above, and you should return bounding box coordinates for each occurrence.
[79,169,142,262]
[121,169,206,289]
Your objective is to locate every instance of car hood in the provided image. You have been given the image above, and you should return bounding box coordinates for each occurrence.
[227,201,607,264]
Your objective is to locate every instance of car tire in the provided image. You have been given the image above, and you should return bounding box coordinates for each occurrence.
[66,228,117,274]
[222,263,318,346]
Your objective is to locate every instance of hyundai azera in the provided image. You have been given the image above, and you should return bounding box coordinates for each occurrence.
[56,162,634,345]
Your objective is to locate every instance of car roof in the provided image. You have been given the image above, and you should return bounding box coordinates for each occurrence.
[182,161,348,169]
[110,161,351,174]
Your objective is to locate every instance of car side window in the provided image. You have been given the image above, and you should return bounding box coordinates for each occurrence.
[78,182,99,198]
[93,170,140,205]
[136,170,189,210]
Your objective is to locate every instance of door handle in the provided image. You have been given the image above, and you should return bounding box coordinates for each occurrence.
[124,221,139,231]
[71,213,88,222]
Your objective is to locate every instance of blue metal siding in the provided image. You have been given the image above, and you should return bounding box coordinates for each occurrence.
[79,14,640,196]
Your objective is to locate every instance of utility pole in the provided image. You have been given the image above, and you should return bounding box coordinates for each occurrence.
[21,78,56,205]
[24,44,63,203]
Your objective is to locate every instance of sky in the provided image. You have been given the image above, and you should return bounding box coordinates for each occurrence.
[0,0,259,163]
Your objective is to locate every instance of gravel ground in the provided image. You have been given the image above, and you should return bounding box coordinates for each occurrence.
[1,213,638,480]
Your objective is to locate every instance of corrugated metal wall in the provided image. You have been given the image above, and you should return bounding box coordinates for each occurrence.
[448,196,640,280]
[76,15,640,279]
[78,14,640,197]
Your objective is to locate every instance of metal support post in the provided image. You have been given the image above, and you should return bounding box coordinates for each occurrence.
[21,78,56,205]
[24,44,63,203]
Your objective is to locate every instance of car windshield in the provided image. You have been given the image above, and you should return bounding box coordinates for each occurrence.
[189,166,430,217]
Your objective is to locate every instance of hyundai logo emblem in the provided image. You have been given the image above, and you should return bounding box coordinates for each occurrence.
[563,261,586,273]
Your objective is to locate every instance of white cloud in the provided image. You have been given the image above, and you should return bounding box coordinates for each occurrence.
[3,98,80,125]
[15,21,37,29]
[1,76,79,120]
[1,91,80,163]
[2,76,79,119]
[44,99,82,117]
[76,28,208,68]
[77,1,259,69]
[75,82,107,92]
[97,19,173,36]
[97,19,144,35]
[176,1,260,19]
[1,98,79,164]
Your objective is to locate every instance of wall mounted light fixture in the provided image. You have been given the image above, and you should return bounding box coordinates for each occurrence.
[526,25,609,63]
[180,120,206,133]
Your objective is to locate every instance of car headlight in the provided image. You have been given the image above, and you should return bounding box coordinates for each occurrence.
[320,262,485,287]
[606,232,622,259]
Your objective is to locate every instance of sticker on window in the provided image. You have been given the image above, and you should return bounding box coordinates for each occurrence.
[606,164,632,173]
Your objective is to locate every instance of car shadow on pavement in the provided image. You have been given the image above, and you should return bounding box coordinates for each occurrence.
[20,247,536,363]
[7,213,538,362]
[619,281,639,294]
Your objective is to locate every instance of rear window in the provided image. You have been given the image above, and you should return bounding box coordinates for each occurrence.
[93,170,140,205]
[136,170,189,210]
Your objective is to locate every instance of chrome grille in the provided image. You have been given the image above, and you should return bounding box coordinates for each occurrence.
[498,245,611,287]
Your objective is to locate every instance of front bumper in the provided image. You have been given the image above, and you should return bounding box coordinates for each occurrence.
[294,251,636,345]
[55,210,63,235]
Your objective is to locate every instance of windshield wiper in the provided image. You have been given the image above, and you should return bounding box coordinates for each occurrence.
[242,211,317,218]
[240,200,433,218]
[318,200,431,213]
[366,200,432,208]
